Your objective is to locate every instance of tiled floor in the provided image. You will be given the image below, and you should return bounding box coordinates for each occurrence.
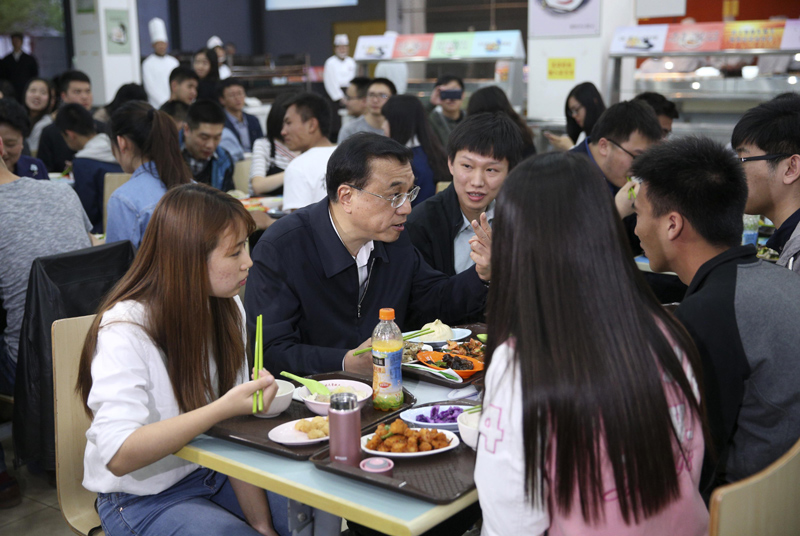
[0,436,76,535]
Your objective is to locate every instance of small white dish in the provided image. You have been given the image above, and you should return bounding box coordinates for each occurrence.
[253,379,294,418]
[294,379,372,416]
[399,405,469,432]
[267,418,329,446]
[404,328,471,346]
[457,411,480,450]
[361,429,459,458]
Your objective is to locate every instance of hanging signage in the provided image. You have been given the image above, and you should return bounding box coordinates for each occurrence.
[392,34,435,59]
[429,32,475,59]
[470,30,525,58]
[723,20,785,50]
[609,25,668,54]
[664,22,724,52]
[353,34,396,61]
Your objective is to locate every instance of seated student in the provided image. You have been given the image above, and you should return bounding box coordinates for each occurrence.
[78,183,286,536]
[280,93,336,211]
[633,91,679,137]
[426,75,466,148]
[160,99,190,130]
[476,152,709,536]
[406,112,523,276]
[168,66,199,105]
[38,70,105,173]
[250,92,296,196]
[55,103,122,233]
[93,83,148,123]
[466,86,536,158]
[732,93,800,273]
[106,102,192,248]
[631,136,800,493]
[244,133,491,377]
[0,134,93,507]
[343,76,371,122]
[0,98,48,180]
[337,78,396,143]
[218,78,263,153]
[180,100,235,192]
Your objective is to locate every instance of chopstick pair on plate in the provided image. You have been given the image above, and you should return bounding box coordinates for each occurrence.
[352,328,435,356]
[253,314,264,413]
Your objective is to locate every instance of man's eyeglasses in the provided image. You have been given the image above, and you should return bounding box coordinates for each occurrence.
[347,184,420,209]
[738,153,792,163]
[608,139,639,160]
[367,92,391,101]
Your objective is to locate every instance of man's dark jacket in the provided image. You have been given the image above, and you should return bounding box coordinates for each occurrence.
[406,183,462,277]
[224,112,263,152]
[0,51,38,100]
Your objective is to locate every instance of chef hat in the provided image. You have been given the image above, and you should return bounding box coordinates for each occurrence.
[333,34,349,46]
[207,36,224,49]
[148,18,168,44]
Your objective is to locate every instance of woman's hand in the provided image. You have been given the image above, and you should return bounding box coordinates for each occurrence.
[543,131,574,152]
[219,370,278,418]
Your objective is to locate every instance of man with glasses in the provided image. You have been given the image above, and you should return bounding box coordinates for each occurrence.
[732,93,800,273]
[337,78,396,143]
[245,133,491,376]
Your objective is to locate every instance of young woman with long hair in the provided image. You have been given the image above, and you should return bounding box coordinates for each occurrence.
[22,77,53,153]
[475,152,710,535]
[466,85,536,158]
[78,183,283,536]
[544,81,606,151]
[250,92,298,196]
[380,94,450,206]
[194,48,221,101]
[106,101,192,248]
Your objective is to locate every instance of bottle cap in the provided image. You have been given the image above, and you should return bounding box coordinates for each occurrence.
[379,308,395,321]
[330,391,358,411]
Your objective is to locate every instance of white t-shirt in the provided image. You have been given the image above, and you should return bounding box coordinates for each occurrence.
[83,297,249,495]
[282,146,337,211]
[142,53,179,109]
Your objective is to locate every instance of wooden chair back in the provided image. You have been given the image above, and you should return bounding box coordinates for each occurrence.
[102,173,131,234]
[52,315,103,536]
[709,436,800,535]
[233,158,252,194]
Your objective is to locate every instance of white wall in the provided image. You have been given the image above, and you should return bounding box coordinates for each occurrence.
[527,0,637,120]
[71,0,141,106]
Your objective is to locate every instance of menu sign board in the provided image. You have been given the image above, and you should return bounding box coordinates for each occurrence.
[429,32,475,59]
[609,25,669,54]
[664,23,724,52]
[722,20,785,50]
[392,34,434,59]
[355,31,525,61]
[353,35,396,61]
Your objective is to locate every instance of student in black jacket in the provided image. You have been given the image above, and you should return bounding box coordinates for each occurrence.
[406,112,523,276]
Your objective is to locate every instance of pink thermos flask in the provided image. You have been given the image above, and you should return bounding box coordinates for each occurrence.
[328,392,362,467]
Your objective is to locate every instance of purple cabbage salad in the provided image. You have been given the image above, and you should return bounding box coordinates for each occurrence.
[416,405,464,424]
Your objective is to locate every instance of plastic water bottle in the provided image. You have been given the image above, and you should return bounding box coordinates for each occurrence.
[372,308,404,411]
[742,215,759,247]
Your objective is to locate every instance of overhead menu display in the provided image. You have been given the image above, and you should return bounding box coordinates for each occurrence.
[354,31,525,61]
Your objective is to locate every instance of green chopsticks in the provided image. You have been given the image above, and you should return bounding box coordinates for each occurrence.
[352,328,435,356]
[465,405,482,414]
[253,314,264,413]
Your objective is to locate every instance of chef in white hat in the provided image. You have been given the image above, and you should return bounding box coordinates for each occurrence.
[141,18,179,108]
[207,36,231,79]
[323,34,357,105]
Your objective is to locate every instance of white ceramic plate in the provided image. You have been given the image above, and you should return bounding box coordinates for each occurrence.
[267,418,330,446]
[404,328,471,346]
[399,406,469,432]
[361,428,459,458]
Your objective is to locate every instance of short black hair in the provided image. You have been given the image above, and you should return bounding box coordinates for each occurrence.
[589,100,663,145]
[59,70,91,94]
[348,76,372,99]
[326,132,413,201]
[160,99,190,123]
[435,74,464,90]
[632,136,746,248]
[634,92,679,120]
[0,98,31,137]
[447,112,524,170]
[731,93,800,169]
[216,77,246,99]
[285,92,332,138]
[55,103,96,136]
[11,33,23,41]
[186,99,226,129]
[169,66,199,85]
[369,78,397,96]
[0,81,15,102]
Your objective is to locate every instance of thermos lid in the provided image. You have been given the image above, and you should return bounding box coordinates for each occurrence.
[330,391,358,410]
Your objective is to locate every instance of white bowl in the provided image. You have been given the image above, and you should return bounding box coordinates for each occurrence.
[295,379,373,416]
[457,411,480,450]
[254,379,295,418]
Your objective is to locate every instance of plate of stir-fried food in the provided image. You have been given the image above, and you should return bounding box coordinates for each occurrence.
[362,418,459,458]
[442,338,485,361]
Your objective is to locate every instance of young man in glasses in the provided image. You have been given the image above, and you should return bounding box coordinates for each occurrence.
[245,133,491,377]
[337,78,396,143]
[732,93,800,273]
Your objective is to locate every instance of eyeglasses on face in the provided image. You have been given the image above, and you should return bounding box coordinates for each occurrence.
[346,184,420,208]
[568,105,584,117]
[608,138,638,160]
[367,92,390,101]
[738,153,792,163]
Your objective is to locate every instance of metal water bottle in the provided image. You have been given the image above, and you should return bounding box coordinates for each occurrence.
[328,392,361,467]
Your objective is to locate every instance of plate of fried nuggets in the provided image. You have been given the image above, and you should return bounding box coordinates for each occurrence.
[267,416,330,446]
[362,418,460,458]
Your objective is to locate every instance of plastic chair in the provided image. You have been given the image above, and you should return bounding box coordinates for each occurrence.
[709,436,800,535]
[52,314,104,536]
[233,158,252,194]
[102,173,131,233]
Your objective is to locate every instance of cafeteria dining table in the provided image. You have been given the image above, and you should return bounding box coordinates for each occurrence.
[174,377,482,536]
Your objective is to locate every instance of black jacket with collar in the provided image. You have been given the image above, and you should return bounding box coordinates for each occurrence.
[405,183,463,277]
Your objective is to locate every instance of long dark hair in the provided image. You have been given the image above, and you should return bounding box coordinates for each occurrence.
[109,101,192,188]
[104,83,147,116]
[466,86,534,150]
[195,48,220,82]
[77,183,256,416]
[485,152,709,525]
[22,77,53,123]
[266,92,296,162]
[380,95,450,181]
[566,82,606,143]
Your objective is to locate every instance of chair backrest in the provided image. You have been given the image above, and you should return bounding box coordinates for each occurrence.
[233,158,252,194]
[709,436,800,536]
[103,173,132,233]
[436,181,450,194]
[52,315,102,535]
